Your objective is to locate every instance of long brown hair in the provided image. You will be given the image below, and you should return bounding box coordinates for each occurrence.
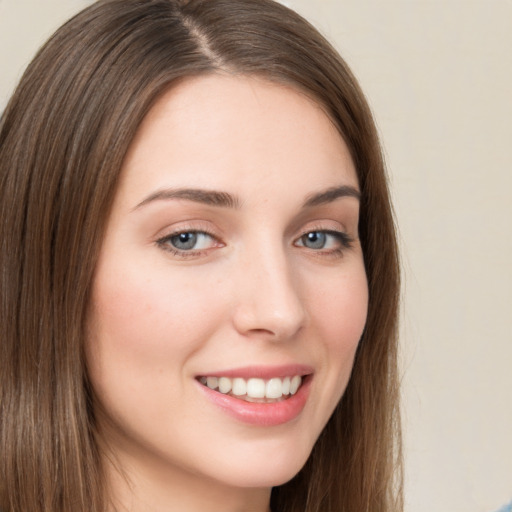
[0,1,402,510]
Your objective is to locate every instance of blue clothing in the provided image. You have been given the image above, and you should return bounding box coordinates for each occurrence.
[496,502,512,512]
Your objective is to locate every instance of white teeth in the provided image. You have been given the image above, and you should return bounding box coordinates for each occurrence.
[206,376,218,390]
[200,375,304,399]
[282,376,291,395]
[247,378,266,398]
[218,377,232,394]
[266,378,283,399]
[232,377,247,396]
[290,375,301,395]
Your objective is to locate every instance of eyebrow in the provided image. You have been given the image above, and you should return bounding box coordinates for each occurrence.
[302,185,361,207]
[133,184,360,211]
[133,188,242,210]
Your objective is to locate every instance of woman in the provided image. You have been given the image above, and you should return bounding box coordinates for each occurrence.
[0,1,401,511]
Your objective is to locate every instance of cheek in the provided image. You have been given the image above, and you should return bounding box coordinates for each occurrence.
[310,262,368,347]
[88,263,221,357]
[306,262,368,395]
[85,262,229,437]
[85,261,230,417]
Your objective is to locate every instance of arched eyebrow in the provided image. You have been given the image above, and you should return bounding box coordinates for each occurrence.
[133,184,360,211]
[302,185,360,207]
[133,188,242,211]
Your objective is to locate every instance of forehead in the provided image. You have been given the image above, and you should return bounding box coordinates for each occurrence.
[118,73,358,205]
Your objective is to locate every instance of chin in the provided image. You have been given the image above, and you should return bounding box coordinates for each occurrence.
[206,439,313,489]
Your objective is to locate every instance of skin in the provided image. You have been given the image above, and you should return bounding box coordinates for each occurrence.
[86,74,368,512]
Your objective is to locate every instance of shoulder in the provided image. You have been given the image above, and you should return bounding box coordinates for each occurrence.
[495,502,512,512]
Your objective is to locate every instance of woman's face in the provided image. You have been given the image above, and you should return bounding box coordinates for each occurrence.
[87,75,368,498]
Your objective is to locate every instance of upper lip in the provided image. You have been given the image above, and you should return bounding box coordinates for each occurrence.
[196,364,314,380]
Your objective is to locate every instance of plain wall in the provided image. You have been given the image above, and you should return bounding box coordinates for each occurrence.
[1,1,511,511]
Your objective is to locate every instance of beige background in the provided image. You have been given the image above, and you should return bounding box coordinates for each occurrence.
[1,1,511,511]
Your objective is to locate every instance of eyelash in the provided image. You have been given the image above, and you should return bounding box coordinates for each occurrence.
[295,228,354,257]
[156,229,220,259]
[156,227,354,259]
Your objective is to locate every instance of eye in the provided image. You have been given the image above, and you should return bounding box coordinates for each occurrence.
[157,230,220,255]
[295,230,352,252]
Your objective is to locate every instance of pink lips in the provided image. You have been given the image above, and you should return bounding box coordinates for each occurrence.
[198,364,313,379]
[196,365,313,427]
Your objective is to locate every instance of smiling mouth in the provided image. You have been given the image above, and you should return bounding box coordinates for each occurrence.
[197,375,304,403]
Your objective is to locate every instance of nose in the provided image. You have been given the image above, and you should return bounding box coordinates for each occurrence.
[231,245,307,341]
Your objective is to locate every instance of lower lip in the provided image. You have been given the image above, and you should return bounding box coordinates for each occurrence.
[197,376,312,427]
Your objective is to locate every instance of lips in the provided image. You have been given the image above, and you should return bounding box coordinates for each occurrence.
[195,365,313,426]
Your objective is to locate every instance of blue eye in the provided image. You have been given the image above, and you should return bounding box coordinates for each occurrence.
[300,231,328,249]
[296,230,352,251]
[160,231,216,252]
